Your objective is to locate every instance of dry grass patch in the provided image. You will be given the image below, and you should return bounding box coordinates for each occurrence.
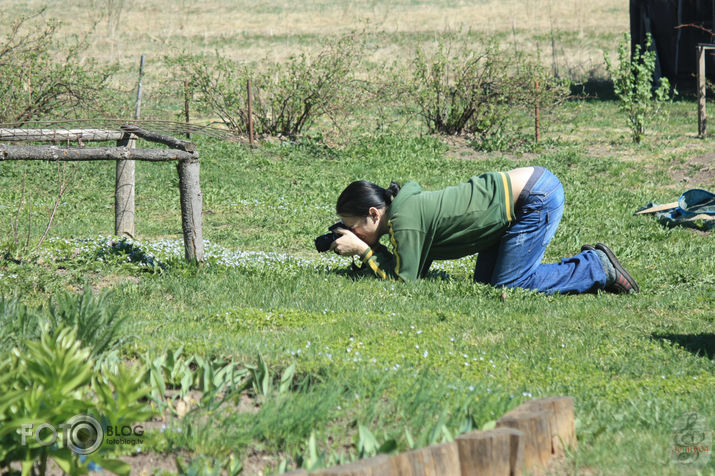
[2,0,627,77]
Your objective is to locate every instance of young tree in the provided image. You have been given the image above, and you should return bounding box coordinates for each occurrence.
[605,33,674,144]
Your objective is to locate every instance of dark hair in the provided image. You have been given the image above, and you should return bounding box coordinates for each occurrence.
[336,180,401,216]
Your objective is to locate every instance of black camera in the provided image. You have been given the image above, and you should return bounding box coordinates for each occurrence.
[314,222,348,252]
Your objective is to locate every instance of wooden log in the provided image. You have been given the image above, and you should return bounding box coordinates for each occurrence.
[115,135,135,237]
[177,158,204,263]
[389,441,461,476]
[0,144,195,162]
[496,410,551,474]
[281,470,308,476]
[121,124,196,152]
[0,129,126,142]
[311,454,391,476]
[697,44,706,138]
[520,397,576,457]
[456,427,524,476]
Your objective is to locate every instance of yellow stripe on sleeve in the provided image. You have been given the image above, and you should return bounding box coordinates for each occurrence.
[366,258,388,280]
[500,172,512,222]
[360,248,374,263]
[388,220,400,277]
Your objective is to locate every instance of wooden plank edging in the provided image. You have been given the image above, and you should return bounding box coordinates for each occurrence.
[298,396,575,476]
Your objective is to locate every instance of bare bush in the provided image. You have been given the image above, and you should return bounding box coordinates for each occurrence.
[408,30,569,148]
[0,8,118,125]
[171,33,365,140]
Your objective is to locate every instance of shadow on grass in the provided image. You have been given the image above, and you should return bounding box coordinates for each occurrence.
[651,333,715,359]
[332,266,453,281]
[569,79,617,101]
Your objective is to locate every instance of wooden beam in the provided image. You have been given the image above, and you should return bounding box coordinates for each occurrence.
[0,144,195,162]
[0,129,126,142]
[120,124,197,152]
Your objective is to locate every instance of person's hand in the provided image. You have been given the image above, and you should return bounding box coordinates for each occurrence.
[329,228,369,256]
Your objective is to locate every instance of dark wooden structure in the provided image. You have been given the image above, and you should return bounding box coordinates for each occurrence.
[630,0,715,87]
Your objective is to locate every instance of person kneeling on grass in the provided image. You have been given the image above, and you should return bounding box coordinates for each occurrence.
[329,166,639,294]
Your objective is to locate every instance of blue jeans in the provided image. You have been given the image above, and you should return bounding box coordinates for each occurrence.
[473,168,607,294]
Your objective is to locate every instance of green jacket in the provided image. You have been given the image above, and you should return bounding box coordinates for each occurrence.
[359,172,515,281]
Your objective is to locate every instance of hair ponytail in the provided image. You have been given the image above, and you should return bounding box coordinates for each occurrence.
[336,180,401,216]
[383,181,401,205]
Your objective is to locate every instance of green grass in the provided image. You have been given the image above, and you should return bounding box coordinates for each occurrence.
[1,99,713,475]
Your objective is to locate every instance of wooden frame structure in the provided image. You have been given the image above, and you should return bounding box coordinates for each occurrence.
[0,125,204,263]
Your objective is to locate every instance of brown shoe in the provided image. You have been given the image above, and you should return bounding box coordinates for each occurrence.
[595,243,640,294]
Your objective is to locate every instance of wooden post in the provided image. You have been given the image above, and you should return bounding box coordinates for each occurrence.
[177,156,204,263]
[114,55,144,237]
[311,454,391,476]
[697,44,706,138]
[389,442,461,476]
[520,397,576,457]
[456,427,524,476]
[185,79,191,140]
[496,410,551,473]
[115,134,135,237]
[135,55,145,120]
[247,78,255,148]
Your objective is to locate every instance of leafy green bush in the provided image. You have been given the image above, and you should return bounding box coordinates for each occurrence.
[0,287,126,358]
[171,33,364,139]
[0,325,152,475]
[0,293,41,350]
[605,33,674,143]
[0,9,118,125]
[47,287,127,358]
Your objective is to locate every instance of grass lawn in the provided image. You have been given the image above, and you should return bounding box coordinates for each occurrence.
[1,0,713,473]
[1,97,713,475]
